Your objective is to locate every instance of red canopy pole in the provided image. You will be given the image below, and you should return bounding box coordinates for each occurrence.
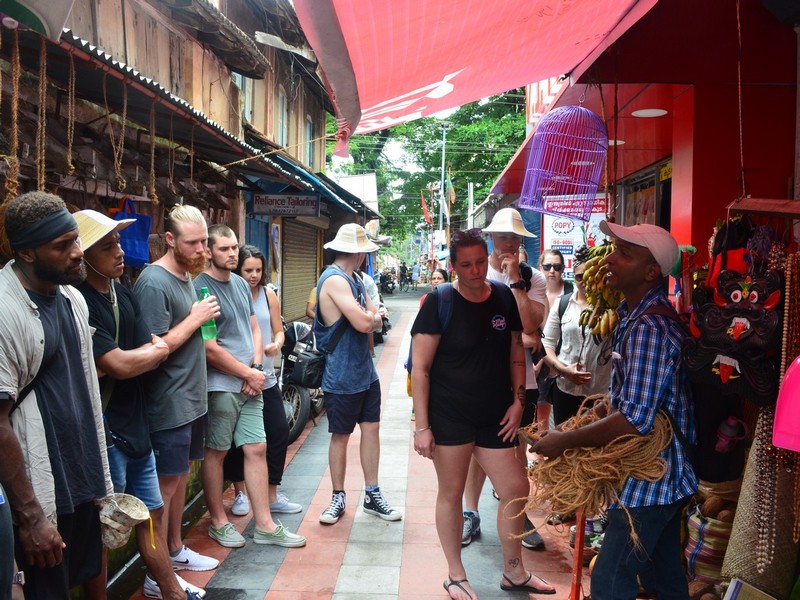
[569,508,586,600]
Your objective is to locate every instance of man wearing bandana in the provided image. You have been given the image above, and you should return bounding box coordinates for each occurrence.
[0,192,114,599]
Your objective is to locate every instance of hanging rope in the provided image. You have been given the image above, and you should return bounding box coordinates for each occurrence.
[65,53,76,176]
[148,100,159,204]
[167,113,176,194]
[735,0,748,199]
[102,73,127,192]
[4,30,21,204]
[35,37,47,190]
[189,125,195,184]
[520,395,672,547]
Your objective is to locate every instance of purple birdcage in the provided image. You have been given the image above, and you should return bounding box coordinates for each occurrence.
[518,105,608,222]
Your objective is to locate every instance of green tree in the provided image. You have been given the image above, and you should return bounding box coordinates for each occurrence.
[325,90,527,255]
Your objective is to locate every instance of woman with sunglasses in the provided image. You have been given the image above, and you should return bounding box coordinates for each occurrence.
[411,229,556,599]
[539,249,571,310]
[541,248,611,425]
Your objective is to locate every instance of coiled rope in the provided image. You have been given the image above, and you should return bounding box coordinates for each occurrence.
[520,394,673,546]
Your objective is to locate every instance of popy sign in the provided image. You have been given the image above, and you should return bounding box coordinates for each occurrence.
[551,218,575,234]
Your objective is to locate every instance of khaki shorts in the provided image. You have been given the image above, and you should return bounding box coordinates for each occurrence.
[206,391,266,450]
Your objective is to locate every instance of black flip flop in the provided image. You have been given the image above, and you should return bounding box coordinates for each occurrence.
[444,577,474,599]
[500,572,556,595]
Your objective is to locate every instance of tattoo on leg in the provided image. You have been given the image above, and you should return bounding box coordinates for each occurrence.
[508,558,520,568]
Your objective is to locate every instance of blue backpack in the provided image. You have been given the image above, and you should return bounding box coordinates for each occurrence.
[405,281,510,373]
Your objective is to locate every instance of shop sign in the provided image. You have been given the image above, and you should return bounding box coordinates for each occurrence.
[541,196,607,280]
[659,163,672,181]
[253,193,320,217]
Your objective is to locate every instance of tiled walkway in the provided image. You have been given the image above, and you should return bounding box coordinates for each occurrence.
[130,288,589,600]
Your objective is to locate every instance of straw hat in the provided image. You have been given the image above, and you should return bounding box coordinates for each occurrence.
[323,223,379,253]
[74,209,136,252]
[99,493,150,549]
[483,208,535,238]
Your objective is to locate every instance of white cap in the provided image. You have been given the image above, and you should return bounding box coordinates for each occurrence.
[599,221,679,276]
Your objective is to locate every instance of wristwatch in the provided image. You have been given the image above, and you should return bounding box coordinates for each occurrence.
[12,571,25,586]
[251,363,264,371]
[509,280,526,290]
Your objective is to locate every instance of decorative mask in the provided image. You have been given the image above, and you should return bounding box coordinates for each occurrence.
[683,270,782,405]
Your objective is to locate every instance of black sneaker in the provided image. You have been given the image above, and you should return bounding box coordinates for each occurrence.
[363,488,402,521]
[319,492,346,524]
[461,511,481,546]
[521,517,545,550]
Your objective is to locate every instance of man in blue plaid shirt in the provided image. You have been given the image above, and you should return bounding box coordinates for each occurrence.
[534,221,697,600]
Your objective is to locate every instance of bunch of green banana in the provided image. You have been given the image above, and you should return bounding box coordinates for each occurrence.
[577,242,624,343]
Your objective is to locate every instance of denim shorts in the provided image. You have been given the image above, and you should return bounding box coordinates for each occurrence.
[324,379,381,434]
[205,391,266,451]
[107,446,164,511]
[151,415,207,476]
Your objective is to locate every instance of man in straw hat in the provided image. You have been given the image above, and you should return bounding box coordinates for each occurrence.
[315,223,402,525]
[133,205,221,574]
[533,221,697,600]
[461,207,548,550]
[74,209,204,600]
[0,192,114,600]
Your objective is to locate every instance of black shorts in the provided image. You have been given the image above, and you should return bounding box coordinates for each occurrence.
[325,379,381,434]
[15,501,102,600]
[431,398,518,450]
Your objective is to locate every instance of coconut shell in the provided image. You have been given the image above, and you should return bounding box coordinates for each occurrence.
[716,509,735,523]
[701,495,724,519]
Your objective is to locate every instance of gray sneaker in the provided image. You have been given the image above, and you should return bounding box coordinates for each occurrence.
[320,492,346,524]
[462,511,481,546]
[253,523,306,547]
[208,522,245,548]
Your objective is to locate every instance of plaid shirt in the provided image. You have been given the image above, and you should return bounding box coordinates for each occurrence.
[611,287,698,508]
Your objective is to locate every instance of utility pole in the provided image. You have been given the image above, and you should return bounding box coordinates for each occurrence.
[439,122,450,250]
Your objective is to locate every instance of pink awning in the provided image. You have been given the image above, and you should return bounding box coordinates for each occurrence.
[294,0,659,152]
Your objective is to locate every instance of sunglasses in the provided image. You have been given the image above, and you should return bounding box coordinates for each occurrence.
[574,273,584,282]
[451,228,482,243]
[541,263,564,272]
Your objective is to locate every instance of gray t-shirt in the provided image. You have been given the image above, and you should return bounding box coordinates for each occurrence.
[133,265,207,432]
[193,272,255,393]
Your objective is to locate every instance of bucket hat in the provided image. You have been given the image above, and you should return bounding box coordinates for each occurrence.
[483,207,536,238]
[323,223,379,253]
[599,220,678,276]
[74,209,135,252]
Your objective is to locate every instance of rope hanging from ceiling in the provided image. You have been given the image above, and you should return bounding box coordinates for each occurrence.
[148,100,159,204]
[103,72,127,193]
[65,53,76,176]
[4,30,21,204]
[36,36,47,191]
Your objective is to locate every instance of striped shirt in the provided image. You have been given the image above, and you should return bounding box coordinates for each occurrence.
[611,287,698,508]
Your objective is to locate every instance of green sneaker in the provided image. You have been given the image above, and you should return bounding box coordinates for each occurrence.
[208,522,245,548]
[253,523,306,548]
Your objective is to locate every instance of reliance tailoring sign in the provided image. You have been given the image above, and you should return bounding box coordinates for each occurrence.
[253,193,320,217]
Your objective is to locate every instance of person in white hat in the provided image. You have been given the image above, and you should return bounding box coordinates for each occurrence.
[462,207,548,550]
[533,221,696,600]
[74,209,206,600]
[314,223,402,525]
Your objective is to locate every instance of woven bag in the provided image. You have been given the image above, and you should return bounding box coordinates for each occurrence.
[685,506,733,584]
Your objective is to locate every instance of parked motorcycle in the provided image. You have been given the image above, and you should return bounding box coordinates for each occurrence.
[374,294,392,344]
[379,272,395,295]
[280,320,317,444]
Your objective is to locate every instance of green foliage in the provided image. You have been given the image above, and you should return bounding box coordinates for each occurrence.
[325,90,527,246]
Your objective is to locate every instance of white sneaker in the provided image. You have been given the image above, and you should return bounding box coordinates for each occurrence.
[170,545,219,572]
[143,573,206,598]
[270,493,303,514]
[231,491,250,516]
